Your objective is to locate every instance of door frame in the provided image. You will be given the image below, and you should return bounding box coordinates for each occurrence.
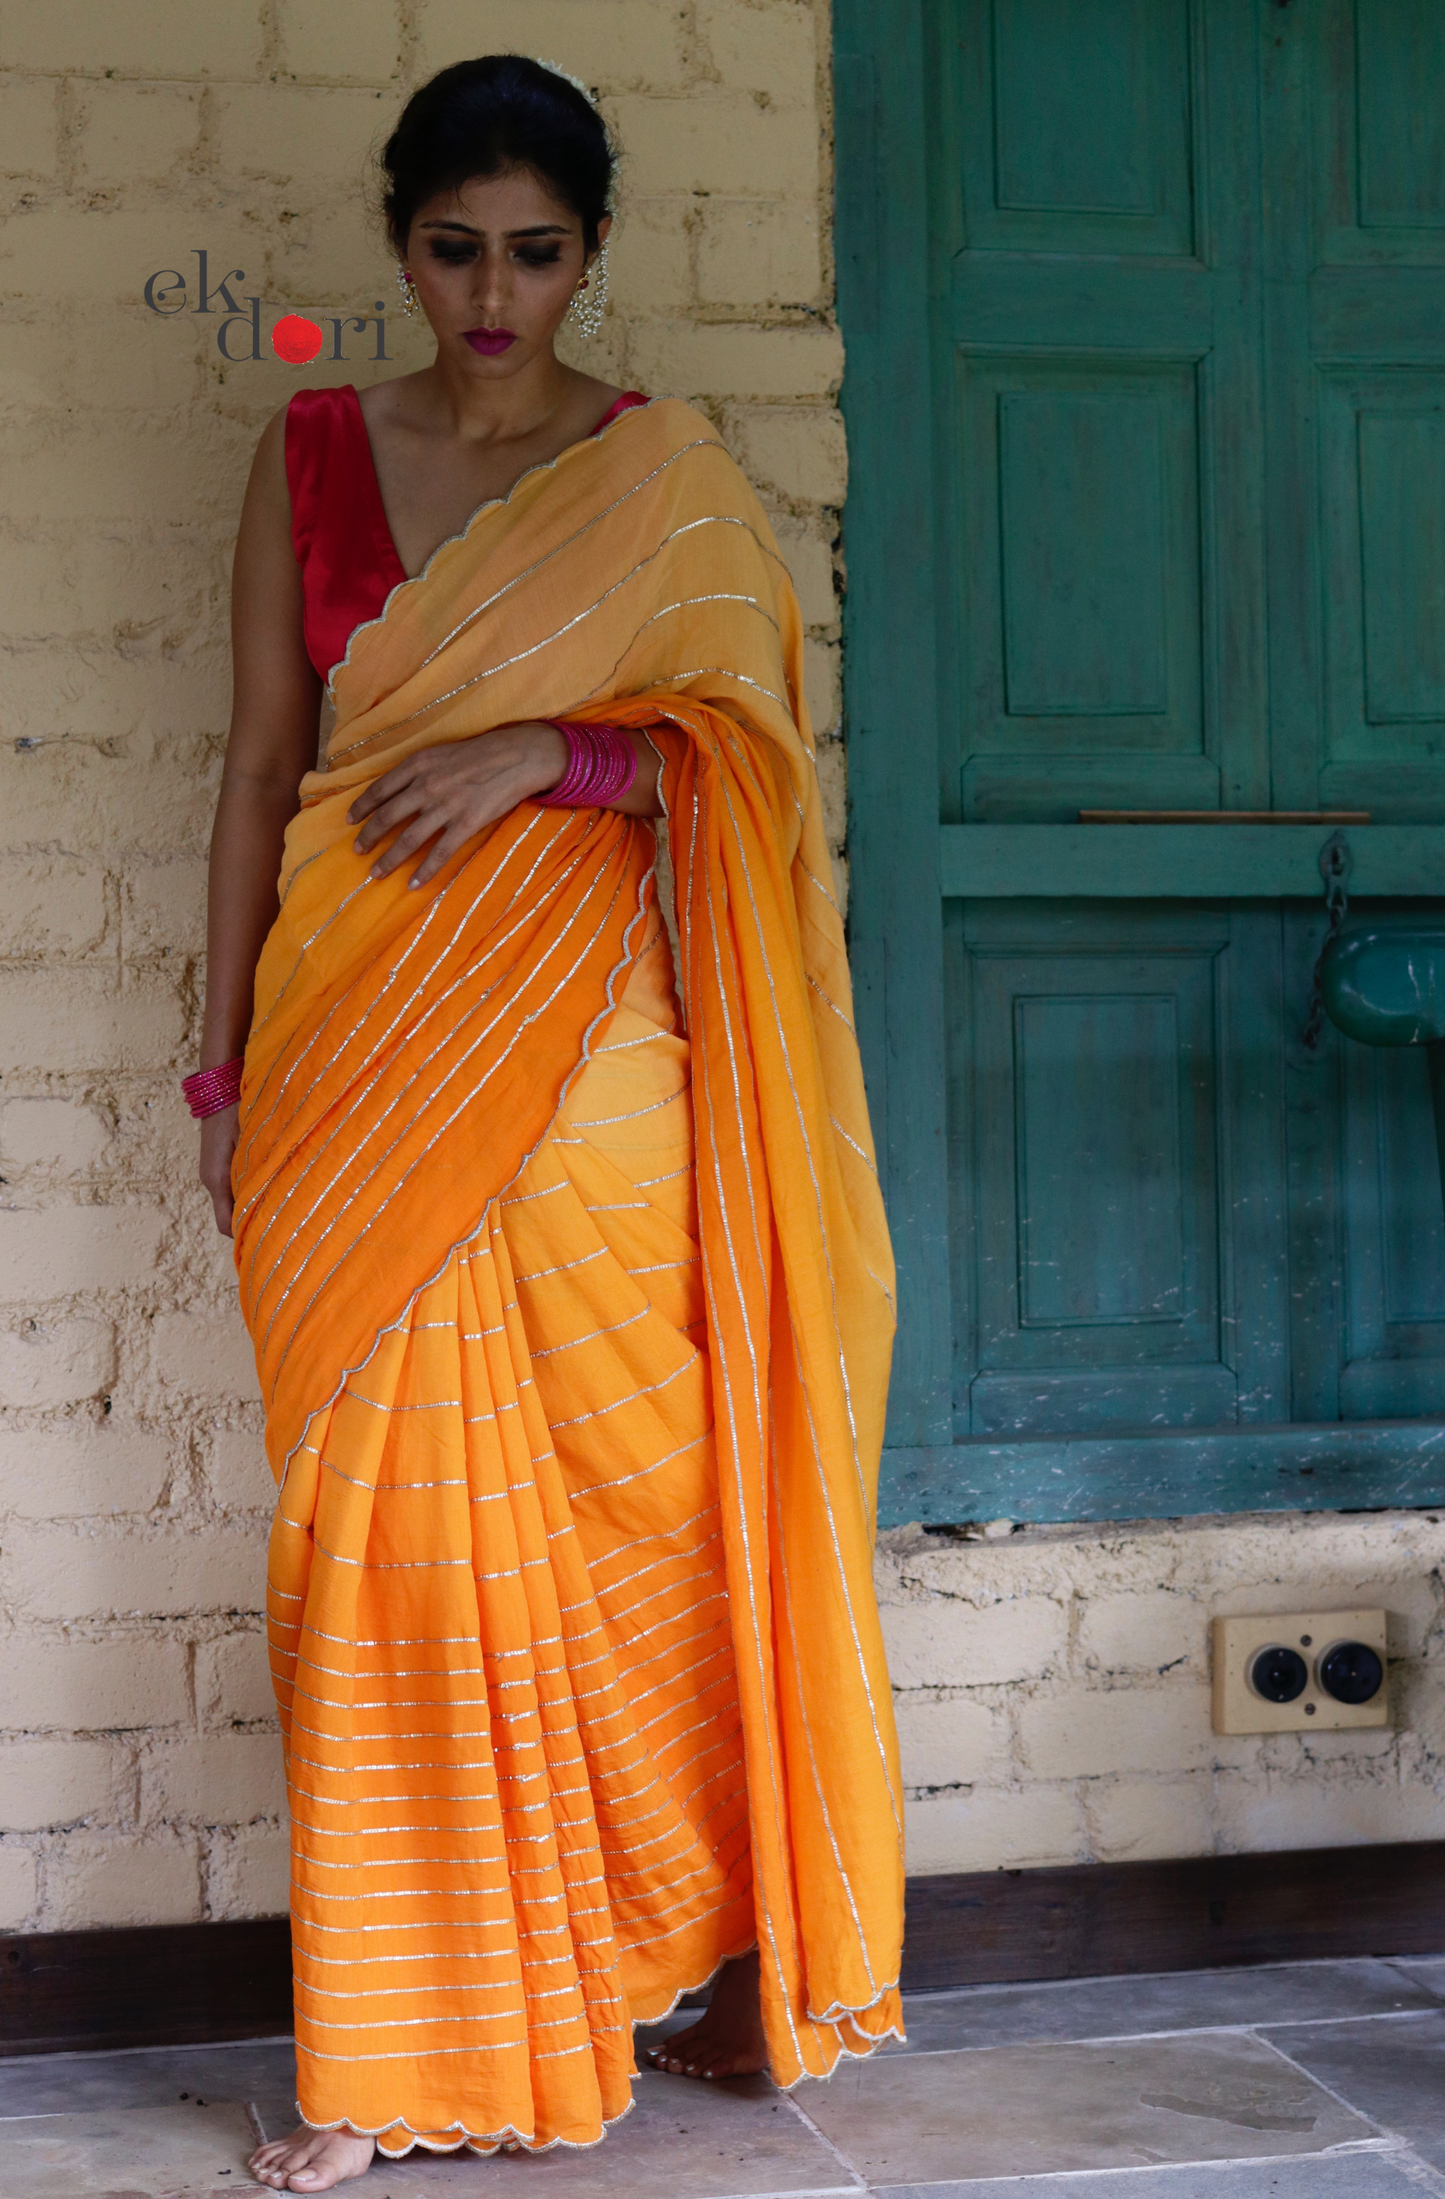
[832,0,1445,1525]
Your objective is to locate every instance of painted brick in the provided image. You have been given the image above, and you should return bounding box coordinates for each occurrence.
[0,1738,128,1831]
[1077,1590,1205,1676]
[697,199,822,308]
[197,1629,277,1727]
[0,0,264,77]
[893,1690,1009,1791]
[628,321,842,401]
[0,415,252,524]
[418,0,691,94]
[804,635,839,735]
[612,93,818,200]
[1018,1684,1215,1782]
[771,518,835,627]
[212,84,399,186]
[0,859,108,956]
[882,1595,1068,1690]
[816,737,845,850]
[0,210,244,310]
[0,1205,169,1302]
[0,1314,114,1408]
[0,1097,113,1179]
[204,1425,278,1513]
[1085,1775,1215,1864]
[0,968,187,1074]
[905,1786,1087,1878]
[0,1845,38,1930]
[8,1519,265,1622]
[206,1821,290,1918]
[144,1308,262,1408]
[46,1831,201,1928]
[3,1633,189,1731]
[75,82,203,187]
[279,0,401,83]
[609,198,695,319]
[699,0,816,95]
[0,1422,171,1518]
[141,1732,286,1824]
[0,78,59,180]
[723,403,846,504]
[123,858,207,959]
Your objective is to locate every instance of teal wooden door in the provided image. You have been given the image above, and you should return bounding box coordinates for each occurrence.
[835,0,1445,1524]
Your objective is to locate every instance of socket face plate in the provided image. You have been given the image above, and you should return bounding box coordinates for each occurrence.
[1211,1608,1389,1734]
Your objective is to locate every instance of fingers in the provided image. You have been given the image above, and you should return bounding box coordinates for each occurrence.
[347,759,418,825]
[365,817,443,882]
[352,785,425,856]
[406,823,475,889]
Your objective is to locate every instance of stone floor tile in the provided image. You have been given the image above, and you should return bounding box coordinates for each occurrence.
[888,1959,1439,2055]
[871,2146,1431,2197]
[0,2036,296,2120]
[0,2097,261,2196]
[1265,2011,1445,2171]
[1387,1955,1445,2000]
[253,2072,853,2196]
[794,2031,1372,2185]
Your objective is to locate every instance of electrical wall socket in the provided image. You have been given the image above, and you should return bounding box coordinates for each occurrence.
[1211,1608,1389,1735]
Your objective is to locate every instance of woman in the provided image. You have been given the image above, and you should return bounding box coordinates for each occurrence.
[195,55,902,2194]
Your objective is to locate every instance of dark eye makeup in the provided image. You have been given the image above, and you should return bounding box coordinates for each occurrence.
[425,242,565,269]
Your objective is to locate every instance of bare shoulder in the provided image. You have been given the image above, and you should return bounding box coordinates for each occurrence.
[356,369,432,433]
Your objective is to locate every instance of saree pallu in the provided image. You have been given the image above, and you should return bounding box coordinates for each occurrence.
[233,397,903,2155]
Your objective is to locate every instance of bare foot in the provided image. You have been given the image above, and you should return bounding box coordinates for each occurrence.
[645,1949,766,2080]
[249,2125,376,2190]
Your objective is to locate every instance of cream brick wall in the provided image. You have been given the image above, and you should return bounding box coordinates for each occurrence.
[881,1513,1445,1875]
[1,2,1433,1938]
[0,0,843,1933]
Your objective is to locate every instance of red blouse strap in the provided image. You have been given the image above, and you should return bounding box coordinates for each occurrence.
[592,390,648,435]
[285,386,406,683]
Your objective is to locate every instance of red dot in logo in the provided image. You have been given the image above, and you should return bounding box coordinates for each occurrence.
[272,314,324,365]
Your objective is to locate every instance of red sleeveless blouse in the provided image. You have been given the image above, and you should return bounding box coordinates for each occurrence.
[285,385,649,682]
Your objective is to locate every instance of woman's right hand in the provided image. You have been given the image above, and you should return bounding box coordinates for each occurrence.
[200,1105,241,1238]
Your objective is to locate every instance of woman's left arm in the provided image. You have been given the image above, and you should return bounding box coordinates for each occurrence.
[348,722,662,889]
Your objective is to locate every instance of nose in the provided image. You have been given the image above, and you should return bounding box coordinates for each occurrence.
[471,243,512,317]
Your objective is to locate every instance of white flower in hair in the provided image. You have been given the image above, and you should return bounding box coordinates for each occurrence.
[532,56,601,111]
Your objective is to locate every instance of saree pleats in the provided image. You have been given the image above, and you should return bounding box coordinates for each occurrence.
[269,908,756,2152]
[236,397,904,2151]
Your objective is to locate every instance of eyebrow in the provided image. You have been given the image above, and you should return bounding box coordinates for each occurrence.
[417,220,572,238]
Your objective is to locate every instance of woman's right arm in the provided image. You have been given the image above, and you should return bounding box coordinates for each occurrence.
[199,409,322,1237]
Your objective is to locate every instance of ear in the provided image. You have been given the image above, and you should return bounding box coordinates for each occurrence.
[589,212,612,262]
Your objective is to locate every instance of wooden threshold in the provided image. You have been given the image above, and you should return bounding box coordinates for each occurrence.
[3,1844,1442,2053]
[1079,810,1371,825]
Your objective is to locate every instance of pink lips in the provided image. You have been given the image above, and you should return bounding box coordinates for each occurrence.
[464,327,517,356]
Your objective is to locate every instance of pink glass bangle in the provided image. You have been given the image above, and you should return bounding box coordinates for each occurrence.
[536,720,638,809]
[182,1057,244,1119]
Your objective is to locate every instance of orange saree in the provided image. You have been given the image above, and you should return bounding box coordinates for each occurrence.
[232,396,903,2156]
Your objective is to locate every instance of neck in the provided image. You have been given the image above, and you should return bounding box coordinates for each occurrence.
[419,341,578,444]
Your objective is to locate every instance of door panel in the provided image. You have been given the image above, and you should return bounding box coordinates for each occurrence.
[944,903,1288,1443]
[961,0,1194,256]
[1274,0,1445,814]
[1318,375,1445,770]
[942,0,1266,821]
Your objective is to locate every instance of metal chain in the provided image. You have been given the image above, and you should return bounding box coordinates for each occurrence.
[1302,829,1353,1051]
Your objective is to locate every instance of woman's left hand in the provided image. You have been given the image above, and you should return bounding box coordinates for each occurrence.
[348,721,569,889]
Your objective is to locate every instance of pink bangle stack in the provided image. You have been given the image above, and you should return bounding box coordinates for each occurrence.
[182,1057,244,1119]
[536,720,637,808]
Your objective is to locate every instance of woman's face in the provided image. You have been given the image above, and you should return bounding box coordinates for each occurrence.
[400,167,609,376]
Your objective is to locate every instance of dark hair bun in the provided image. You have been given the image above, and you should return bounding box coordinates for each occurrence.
[383,55,616,253]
